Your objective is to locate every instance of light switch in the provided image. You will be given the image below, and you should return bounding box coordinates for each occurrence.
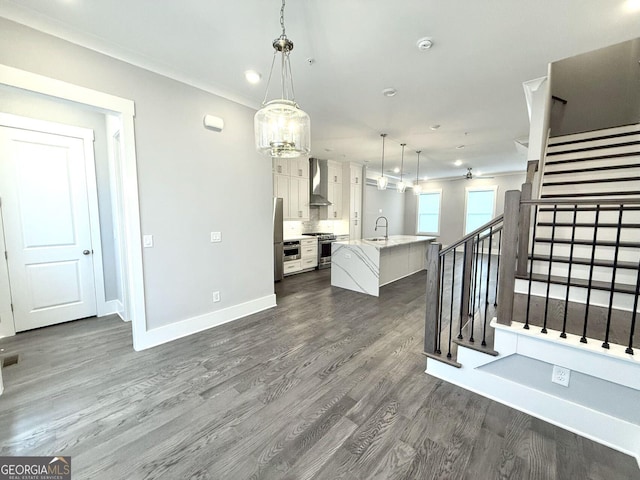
[211,232,222,243]
[143,235,153,248]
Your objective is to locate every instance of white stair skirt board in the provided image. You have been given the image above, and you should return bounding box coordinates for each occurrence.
[514,278,637,312]
[548,123,640,145]
[425,319,640,466]
[135,294,276,350]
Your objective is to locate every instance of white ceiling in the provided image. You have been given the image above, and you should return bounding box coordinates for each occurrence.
[1,0,639,180]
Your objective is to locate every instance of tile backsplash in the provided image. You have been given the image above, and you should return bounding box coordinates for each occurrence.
[283,217,349,237]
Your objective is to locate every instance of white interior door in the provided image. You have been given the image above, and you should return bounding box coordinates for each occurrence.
[0,126,97,332]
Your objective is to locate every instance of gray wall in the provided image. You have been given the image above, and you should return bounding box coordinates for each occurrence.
[0,86,120,302]
[362,184,406,239]
[405,172,526,247]
[550,38,640,137]
[0,18,273,329]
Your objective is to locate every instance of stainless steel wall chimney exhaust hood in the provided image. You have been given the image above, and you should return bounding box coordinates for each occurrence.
[309,158,332,206]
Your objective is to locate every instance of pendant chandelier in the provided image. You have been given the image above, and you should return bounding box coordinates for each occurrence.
[397,143,407,193]
[254,0,310,158]
[414,150,422,195]
[377,133,388,190]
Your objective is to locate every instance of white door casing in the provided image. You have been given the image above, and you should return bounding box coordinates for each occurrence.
[0,123,98,331]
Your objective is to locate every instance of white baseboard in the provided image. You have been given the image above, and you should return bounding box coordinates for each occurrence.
[132,294,276,351]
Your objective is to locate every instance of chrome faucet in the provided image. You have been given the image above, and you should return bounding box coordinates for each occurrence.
[375,216,389,240]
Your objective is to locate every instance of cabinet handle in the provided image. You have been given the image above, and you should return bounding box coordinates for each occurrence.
[355,219,358,226]
[298,168,302,176]
[334,175,338,182]
[355,177,359,184]
[355,212,358,218]
[299,210,302,218]
[277,165,282,173]
[333,211,336,218]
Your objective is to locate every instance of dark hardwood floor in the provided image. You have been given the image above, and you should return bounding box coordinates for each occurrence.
[0,269,638,479]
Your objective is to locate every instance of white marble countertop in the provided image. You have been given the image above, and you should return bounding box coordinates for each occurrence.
[335,235,435,250]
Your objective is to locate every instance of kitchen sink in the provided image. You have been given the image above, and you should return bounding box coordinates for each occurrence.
[366,237,388,242]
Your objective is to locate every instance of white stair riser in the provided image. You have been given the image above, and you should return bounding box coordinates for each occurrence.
[532,243,639,263]
[515,278,637,311]
[534,225,640,243]
[541,180,640,196]
[548,123,640,145]
[545,144,640,163]
[544,155,640,173]
[535,210,640,224]
[546,134,640,154]
[542,167,640,184]
[530,261,638,285]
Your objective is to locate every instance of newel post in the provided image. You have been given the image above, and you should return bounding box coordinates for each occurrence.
[497,190,521,326]
[517,182,532,276]
[424,242,442,354]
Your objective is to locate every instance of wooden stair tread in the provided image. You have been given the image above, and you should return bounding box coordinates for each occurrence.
[422,351,461,368]
[453,338,499,356]
[515,273,637,294]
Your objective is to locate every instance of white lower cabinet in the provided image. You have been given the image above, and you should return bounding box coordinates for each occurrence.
[284,260,302,275]
[301,238,318,269]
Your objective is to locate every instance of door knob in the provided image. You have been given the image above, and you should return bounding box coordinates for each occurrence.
[83,250,91,255]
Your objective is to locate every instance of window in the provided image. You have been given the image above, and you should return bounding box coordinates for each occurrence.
[417,190,441,235]
[464,186,497,234]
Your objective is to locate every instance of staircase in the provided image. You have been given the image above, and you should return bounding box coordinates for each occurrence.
[423,123,640,465]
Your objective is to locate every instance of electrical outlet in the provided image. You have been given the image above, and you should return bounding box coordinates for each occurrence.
[212,291,221,302]
[552,365,570,387]
[211,232,222,243]
[143,235,153,248]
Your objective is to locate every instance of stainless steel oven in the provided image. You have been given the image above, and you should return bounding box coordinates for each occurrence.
[283,240,301,261]
[303,233,336,269]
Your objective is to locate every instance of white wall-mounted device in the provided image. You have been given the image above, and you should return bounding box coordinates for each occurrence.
[203,114,224,132]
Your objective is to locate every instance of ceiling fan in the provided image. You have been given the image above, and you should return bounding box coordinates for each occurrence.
[465,167,494,180]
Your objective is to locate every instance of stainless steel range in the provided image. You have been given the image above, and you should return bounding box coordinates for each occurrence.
[302,232,337,269]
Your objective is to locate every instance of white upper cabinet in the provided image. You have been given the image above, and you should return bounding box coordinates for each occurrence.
[327,183,343,219]
[273,174,290,219]
[327,160,343,184]
[350,164,362,185]
[289,177,309,220]
[289,158,309,178]
[273,157,289,176]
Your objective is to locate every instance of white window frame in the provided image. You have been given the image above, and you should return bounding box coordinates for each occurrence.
[416,189,442,236]
[463,185,498,235]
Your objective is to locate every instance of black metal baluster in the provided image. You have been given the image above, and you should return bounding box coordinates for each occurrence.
[582,205,601,344]
[470,235,480,343]
[561,205,578,339]
[448,248,456,359]
[602,205,624,349]
[458,245,467,340]
[626,261,640,355]
[482,227,493,346]
[478,236,485,313]
[525,205,539,329]
[494,228,502,306]
[542,206,558,334]
[437,253,446,354]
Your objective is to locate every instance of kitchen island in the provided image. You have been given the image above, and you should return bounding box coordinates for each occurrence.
[331,235,435,297]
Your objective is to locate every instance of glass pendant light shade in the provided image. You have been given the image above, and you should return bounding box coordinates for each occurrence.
[254,0,310,158]
[413,183,422,195]
[396,181,407,193]
[255,100,310,158]
[377,133,388,190]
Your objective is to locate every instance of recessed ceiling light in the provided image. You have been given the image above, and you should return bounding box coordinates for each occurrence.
[430,125,441,130]
[393,167,400,173]
[454,160,463,166]
[244,70,262,84]
[382,88,397,97]
[416,37,434,50]
[456,145,465,149]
